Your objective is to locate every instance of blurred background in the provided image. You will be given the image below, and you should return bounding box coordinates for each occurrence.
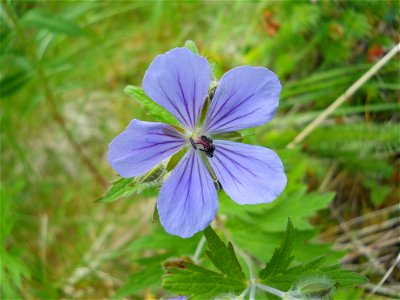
[1,1,399,299]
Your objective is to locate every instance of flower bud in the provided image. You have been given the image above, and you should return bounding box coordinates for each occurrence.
[289,276,335,300]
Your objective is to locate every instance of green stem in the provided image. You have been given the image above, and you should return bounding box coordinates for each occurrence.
[192,236,206,264]
[2,0,107,186]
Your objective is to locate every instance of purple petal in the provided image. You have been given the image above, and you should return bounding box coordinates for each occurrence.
[208,140,286,204]
[204,66,282,134]
[108,120,185,177]
[157,149,218,238]
[143,48,210,130]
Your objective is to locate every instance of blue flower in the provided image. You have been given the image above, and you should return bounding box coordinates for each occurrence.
[108,48,287,238]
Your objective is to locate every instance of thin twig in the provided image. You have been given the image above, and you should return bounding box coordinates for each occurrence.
[319,204,400,240]
[371,253,400,295]
[363,283,400,298]
[330,205,385,273]
[287,43,400,148]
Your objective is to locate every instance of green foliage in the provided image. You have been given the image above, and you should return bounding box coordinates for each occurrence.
[163,227,247,299]
[258,220,367,298]
[163,263,246,300]
[21,9,84,36]
[1,184,31,299]
[163,221,366,299]
[306,123,399,177]
[124,85,179,126]
[0,71,33,98]
[114,260,164,299]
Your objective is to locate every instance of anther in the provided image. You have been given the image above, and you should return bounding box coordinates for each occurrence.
[190,137,197,150]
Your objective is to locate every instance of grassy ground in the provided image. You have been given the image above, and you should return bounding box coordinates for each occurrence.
[1,1,399,299]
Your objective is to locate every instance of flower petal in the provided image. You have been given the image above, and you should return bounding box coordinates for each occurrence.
[143,48,211,130]
[204,66,282,133]
[108,120,185,178]
[208,140,286,204]
[157,149,218,238]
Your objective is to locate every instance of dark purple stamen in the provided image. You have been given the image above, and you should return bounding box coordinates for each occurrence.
[190,135,215,158]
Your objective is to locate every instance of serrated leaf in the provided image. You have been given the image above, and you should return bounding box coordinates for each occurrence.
[259,219,294,280]
[163,262,246,300]
[258,221,367,293]
[21,9,84,36]
[162,227,247,299]
[203,226,246,281]
[124,85,179,126]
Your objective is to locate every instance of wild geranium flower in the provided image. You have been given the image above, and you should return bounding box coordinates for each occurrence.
[108,48,286,238]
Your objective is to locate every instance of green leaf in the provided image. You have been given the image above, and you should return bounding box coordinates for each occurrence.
[163,263,247,300]
[258,220,367,294]
[96,177,135,203]
[184,40,199,54]
[259,219,294,280]
[203,226,246,281]
[0,71,33,98]
[163,227,247,299]
[114,264,163,298]
[124,85,179,126]
[21,9,84,36]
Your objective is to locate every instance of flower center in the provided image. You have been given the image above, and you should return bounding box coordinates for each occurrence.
[190,135,215,158]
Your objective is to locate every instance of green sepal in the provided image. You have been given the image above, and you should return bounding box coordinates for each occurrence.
[152,202,159,223]
[97,164,165,203]
[184,40,199,54]
[166,148,186,172]
[198,96,210,127]
[212,131,244,142]
[96,177,135,203]
[136,164,166,184]
[124,85,179,126]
